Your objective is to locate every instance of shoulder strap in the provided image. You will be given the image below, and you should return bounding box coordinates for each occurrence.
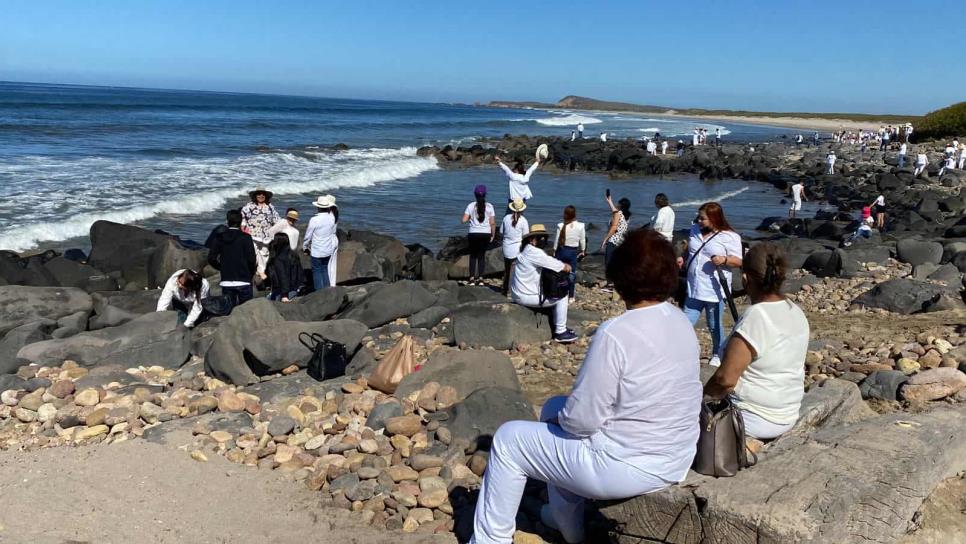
[685,231,721,273]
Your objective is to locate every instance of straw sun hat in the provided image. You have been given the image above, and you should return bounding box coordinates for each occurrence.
[523,224,549,240]
[312,195,337,208]
[508,199,527,212]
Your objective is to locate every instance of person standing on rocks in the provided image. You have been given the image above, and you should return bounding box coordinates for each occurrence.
[660,140,669,155]
[500,199,529,296]
[651,193,675,242]
[266,233,304,302]
[788,180,807,219]
[871,194,886,230]
[208,209,257,310]
[470,229,700,544]
[267,208,300,250]
[826,150,836,175]
[715,127,721,146]
[577,122,584,138]
[302,195,339,291]
[601,193,630,268]
[240,187,280,283]
[897,141,908,168]
[958,143,966,170]
[495,156,540,205]
[678,202,743,367]
[510,224,576,344]
[155,268,209,328]
[599,132,607,143]
[914,150,929,177]
[570,130,576,142]
[703,242,808,440]
[554,205,586,303]
[461,184,496,286]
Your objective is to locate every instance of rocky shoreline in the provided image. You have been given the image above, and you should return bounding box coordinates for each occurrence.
[1,135,964,543]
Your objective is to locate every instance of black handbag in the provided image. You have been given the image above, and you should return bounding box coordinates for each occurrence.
[299,332,348,382]
[200,295,233,317]
[539,268,571,303]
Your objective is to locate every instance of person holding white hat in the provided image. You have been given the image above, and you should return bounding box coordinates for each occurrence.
[500,199,529,296]
[241,187,280,281]
[495,155,541,205]
[510,224,577,344]
[302,195,339,291]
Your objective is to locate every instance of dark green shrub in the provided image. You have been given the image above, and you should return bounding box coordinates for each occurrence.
[916,102,966,141]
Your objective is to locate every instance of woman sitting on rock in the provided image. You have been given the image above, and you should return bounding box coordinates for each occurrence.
[266,233,304,302]
[472,229,701,544]
[510,224,576,344]
[155,268,209,328]
[704,242,809,440]
[500,199,529,296]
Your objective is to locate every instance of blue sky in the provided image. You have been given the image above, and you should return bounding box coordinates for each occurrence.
[1,0,961,114]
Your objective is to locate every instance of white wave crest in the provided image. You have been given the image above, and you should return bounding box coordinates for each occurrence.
[675,186,749,208]
[535,114,603,127]
[637,128,661,132]
[0,147,438,252]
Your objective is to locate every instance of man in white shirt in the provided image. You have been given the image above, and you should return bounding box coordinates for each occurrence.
[511,224,576,343]
[267,208,300,250]
[897,142,908,168]
[826,151,836,175]
[660,140,669,155]
[646,140,657,155]
[577,123,584,138]
[788,181,806,218]
[714,127,721,146]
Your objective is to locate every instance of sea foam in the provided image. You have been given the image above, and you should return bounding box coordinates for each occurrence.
[535,114,603,127]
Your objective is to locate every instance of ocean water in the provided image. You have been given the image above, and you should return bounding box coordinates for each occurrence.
[0,82,808,253]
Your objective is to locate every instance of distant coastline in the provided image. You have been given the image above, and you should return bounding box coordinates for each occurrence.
[487,95,921,132]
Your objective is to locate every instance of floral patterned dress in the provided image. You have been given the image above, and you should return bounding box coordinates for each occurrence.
[240,202,280,244]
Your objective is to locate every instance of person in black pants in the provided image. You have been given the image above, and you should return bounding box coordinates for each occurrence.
[460,184,496,286]
[207,209,256,311]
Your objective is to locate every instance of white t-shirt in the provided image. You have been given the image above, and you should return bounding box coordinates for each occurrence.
[500,215,529,260]
[874,195,885,207]
[686,225,743,303]
[559,302,701,483]
[731,300,809,425]
[267,220,300,251]
[790,183,804,202]
[827,153,836,164]
[553,221,586,251]
[646,141,657,153]
[945,157,956,168]
[651,206,675,241]
[916,153,928,165]
[464,202,495,234]
[511,244,565,300]
[899,143,907,155]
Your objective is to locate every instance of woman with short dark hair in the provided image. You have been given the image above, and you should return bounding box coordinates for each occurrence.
[704,243,808,440]
[266,233,304,302]
[471,229,701,544]
[156,268,210,328]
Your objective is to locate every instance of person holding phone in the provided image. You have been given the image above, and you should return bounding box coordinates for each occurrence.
[600,190,630,266]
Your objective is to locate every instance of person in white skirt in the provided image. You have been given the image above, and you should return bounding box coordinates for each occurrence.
[500,199,529,296]
[470,229,701,544]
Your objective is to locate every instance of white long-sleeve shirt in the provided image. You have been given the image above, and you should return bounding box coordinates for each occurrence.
[499,161,539,201]
[501,215,529,260]
[267,220,300,250]
[553,221,586,252]
[559,303,701,482]
[302,212,339,258]
[156,269,210,327]
[651,206,675,242]
[511,244,565,300]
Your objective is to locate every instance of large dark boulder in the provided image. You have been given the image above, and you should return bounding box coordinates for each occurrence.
[87,221,176,289]
[0,286,93,336]
[896,238,944,266]
[15,311,190,370]
[272,287,347,322]
[801,250,842,278]
[0,319,57,374]
[339,280,437,328]
[852,278,964,314]
[346,230,408,280]
[334,241,384,285]
[42,257,118,292]
[204,299,285,385]
[242,319,368,375]
[442,386,535,447]
[395,348,520,401]
[450,302,557,349]
[0,251,58,287]
[145,238,208,289]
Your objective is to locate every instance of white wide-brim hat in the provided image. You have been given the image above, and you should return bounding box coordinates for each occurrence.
[535,143,549,161]
[313,195,337,208]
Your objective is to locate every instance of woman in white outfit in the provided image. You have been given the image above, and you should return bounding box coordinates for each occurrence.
[704,243,808,440]
[553,205,586,303]
[495,156,540,205]
[510,224,576,344]
[651,193,675,242]
[959,144,966,170]
[500,199,529,296]
[155,269,210,328]
[914,151,928,176]
[302,195,339,291]
[471,229,701,544]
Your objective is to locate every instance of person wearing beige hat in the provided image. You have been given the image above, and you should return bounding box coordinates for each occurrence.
[500,199,529,296]
[511,224,577,344]
[241,187,280,280]
[267,208,301,251]
[302,195,339,291]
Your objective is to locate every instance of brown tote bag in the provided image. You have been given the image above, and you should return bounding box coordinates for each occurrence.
[368,335,418,394]
[692,398,757,477]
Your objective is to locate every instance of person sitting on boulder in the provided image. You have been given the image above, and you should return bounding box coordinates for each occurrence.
[510,224,576,344]
[842,216,875,247]
[266,232,304,302]
[156,268,210,328]
[470,229,701,544]
[704,242,808,440]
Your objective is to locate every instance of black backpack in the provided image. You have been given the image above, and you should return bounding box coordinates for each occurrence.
[299,332,348,382]
[539,268,571,303]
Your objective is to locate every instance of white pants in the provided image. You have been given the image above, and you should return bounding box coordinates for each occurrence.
[512,294,568,334]
[959,156,966,169]
[915,164,926,176]
[827,163,835,174]
[254,242,270,277]
[740,408,795,440]
[470,397,670,544]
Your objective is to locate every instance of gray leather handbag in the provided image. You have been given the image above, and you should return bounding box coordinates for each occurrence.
[692,398,757,477]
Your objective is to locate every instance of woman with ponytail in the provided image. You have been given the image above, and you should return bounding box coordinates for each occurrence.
[703,242,809,440]
[462,184,496,286]
[553,205,586,303]
[500,199,529,296]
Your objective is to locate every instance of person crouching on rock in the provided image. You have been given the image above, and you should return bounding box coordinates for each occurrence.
[470,229,701,544]
[703,243,808,441]
[510,224,577,344]
[266,233,304,302]
[500,199,529,296]
[207,209,256,311]
[461,184,496,286]
[156,268,209,328]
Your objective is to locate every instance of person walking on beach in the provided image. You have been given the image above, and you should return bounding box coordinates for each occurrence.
[678,202,743,368]
[495,155,540,205]
[554,205,586,303]
[267,208,301,250]
[462,184,496,286]
[208,209,257,311]
[156,268,210,328]
[914,151,929,177]
[826,150,836,175]
[601,193,630,267]
[241,187,280,282]
[871,194,886,230]
[651,193,675,242]
[266,233,304,302]
[500,199,529,296]
[788,180,807,219]
[897,142,908,168]
[302,195,339,291]
[510,224,577,344]
[577,122,584,138]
